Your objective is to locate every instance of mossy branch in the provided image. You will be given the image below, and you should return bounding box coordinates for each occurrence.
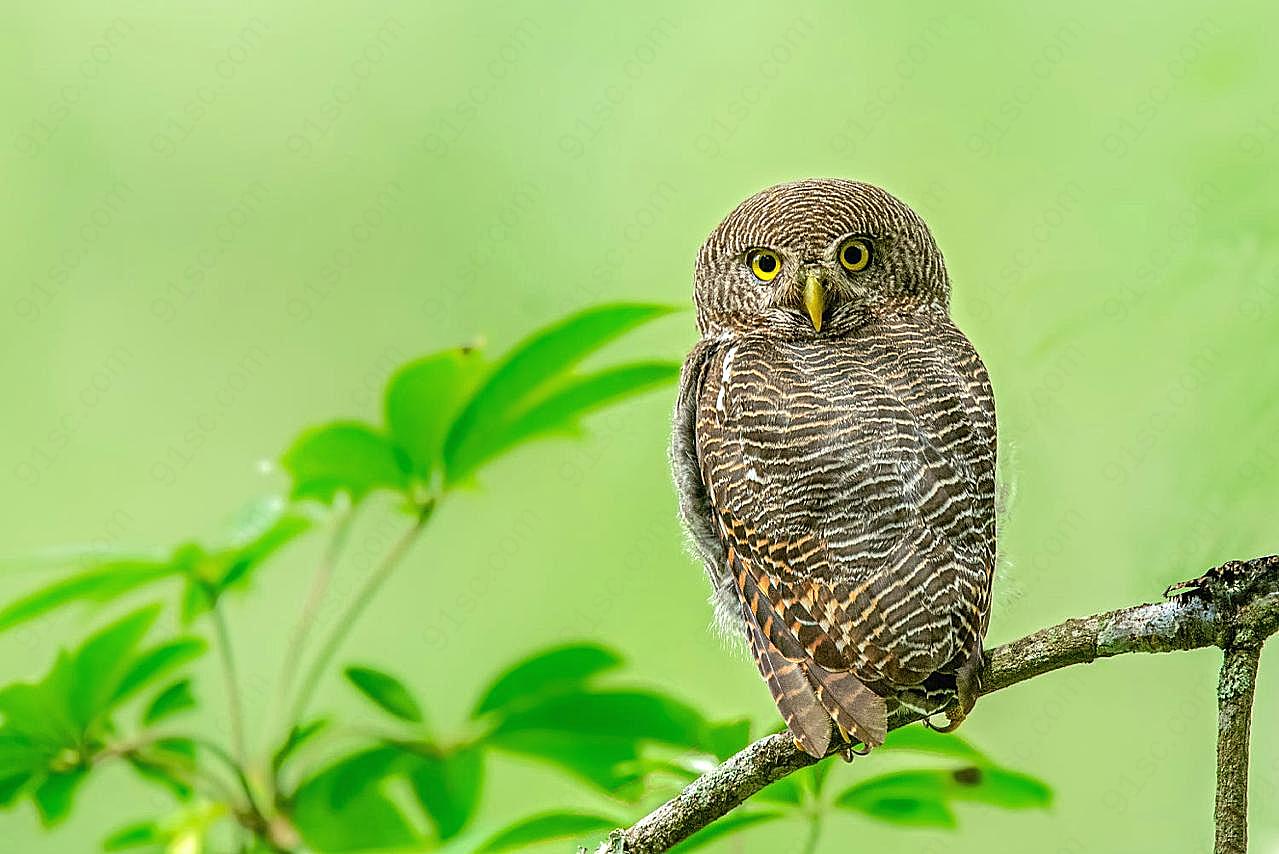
[597,555,1279,853]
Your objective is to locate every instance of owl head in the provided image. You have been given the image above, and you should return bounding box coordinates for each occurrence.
[693,179,950,338]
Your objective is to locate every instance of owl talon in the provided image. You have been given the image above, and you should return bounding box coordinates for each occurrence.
[923,708,966,733]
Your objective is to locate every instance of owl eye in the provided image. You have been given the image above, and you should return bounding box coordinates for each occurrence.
[746,248,782,282]
[838,238,872,272]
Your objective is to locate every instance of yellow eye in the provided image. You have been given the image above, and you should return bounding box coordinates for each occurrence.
[747,248,781,282]
[838,238,872,272]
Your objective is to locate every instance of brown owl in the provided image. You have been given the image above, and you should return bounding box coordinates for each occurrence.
[671,179,996,757]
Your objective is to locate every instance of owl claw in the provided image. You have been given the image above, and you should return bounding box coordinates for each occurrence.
[841,742,871,762]
[923,708,966,733]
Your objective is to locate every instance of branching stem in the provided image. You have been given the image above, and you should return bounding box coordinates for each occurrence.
[273,507,356,737]
[210,597,248,768]
[288,502,434,724]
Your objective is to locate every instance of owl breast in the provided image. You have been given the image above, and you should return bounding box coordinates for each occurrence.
[687,311,996,700]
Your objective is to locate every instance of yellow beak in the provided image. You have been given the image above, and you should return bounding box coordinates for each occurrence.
[803,274,826,332]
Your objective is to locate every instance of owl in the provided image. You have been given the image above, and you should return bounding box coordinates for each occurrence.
[671,179,996,758]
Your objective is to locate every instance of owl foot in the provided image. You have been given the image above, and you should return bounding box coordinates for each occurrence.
[922,644,984,733]
[839,742,871,762]
[923,709,966,733]
[829,717,873,762]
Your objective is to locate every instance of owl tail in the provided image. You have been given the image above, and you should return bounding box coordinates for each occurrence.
[804,661,887,750]
[743,612,833,757]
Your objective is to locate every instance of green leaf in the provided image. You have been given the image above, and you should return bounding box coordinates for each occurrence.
[835,767,1052,827]
[669,811,784,852]
[853,797,958,829]
[701,717,751,761]
[405,743,483,840]
[485,688,710,798]
[143,680,196,726]
[272,718,329,774]
[384,346,487,480]
[881,726,987,762]
[950,767,1053,809]
[112,638,206,706]
[327,746,402,810]
[0,608,196,826]
[0,772,33,806]
[837,769,953,808]
[801,759,834,798]
[491,690,707,749]
[212,500,311,592]
[444,303,675,482]
[0,676,78,756]
[152,737,196,762]
[615,755,704,784]
[281,421,410,504]
[755,775,804,805]
[292,748,421,851]
[103,821,163,850]
[69,605,162,728]
[472,643,623,718]
[32,768,87,826]
[344,666,424,723]
[126,754,193,801]
[0,559,177,635]
[487,730,642,798]
[473,361,680,468]
[178,578,210,624]
[476,810,620,853]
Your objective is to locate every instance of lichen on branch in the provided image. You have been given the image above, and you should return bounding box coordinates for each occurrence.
[601,555,1279,853]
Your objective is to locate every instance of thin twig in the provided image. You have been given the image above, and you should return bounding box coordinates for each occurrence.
[210,597,248,768]
[97,743,238,806]
[273,506,356,729]
[288,502,434,723]
[1214,644,1262,853]
[603,556,1279,853]
[196,736,270,821]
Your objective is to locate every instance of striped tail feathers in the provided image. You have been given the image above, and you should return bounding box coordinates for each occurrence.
[805,660,887,748]
[726,530,887,756]
[742,607,832,758]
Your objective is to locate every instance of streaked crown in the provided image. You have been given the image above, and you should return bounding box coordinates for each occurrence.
[694,179,950,337]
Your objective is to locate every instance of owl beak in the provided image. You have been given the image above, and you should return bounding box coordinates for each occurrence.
[803,274,826,332]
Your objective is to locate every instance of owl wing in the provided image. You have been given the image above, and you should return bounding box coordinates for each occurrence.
[685,319,995,755]
[675,340,864,754]
[717,505,889,751]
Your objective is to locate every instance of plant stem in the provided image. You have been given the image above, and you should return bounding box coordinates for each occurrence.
[205,603,281,842]
[1214,643,1261,854]
[210,596,248,768]
[196,736,268,818]
[288,501,434,724]
[274,507,356,728]
[801,810,823,854]
[101,744,238,806]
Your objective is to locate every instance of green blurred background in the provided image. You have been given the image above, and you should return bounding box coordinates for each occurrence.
[4,0,1277,850]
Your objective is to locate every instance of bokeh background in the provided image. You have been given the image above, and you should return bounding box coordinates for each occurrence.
[4,0,1278,850]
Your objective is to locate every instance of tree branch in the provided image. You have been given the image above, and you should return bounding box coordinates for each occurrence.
[1215,644,1260,854]
[602,555,1279,853]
